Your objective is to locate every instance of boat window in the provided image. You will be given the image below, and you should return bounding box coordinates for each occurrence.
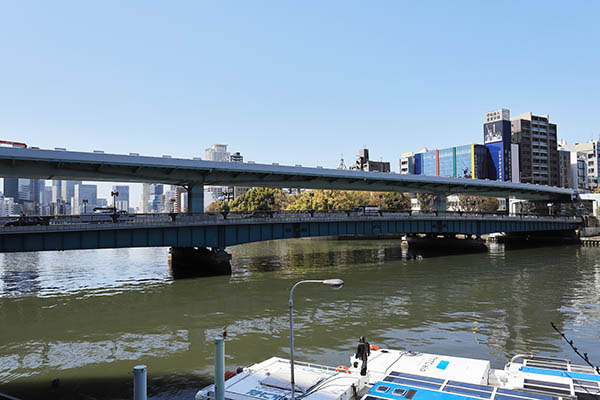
[392,388,406,396]
[376,386,390,393]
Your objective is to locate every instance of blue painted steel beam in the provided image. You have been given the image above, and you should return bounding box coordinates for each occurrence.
[0,217,581,253]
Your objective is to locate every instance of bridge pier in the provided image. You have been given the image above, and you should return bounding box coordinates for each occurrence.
[434,194,447,214]
[168,246,232,278]
[187,183,204,215]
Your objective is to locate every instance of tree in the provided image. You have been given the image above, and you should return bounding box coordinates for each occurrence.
[286,190,370,212]
[374,192,411,210]
[229,187,287,212]
[417,193,435,213]
[207,200,229,212]
[457,195,499,213]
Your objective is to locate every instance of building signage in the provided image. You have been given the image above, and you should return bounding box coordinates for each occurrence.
[484,121,504,144]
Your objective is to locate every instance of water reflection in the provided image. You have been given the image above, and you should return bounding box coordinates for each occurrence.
[0,240,599,399]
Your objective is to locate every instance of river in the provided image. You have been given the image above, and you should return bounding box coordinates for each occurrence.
[0,239,599,399]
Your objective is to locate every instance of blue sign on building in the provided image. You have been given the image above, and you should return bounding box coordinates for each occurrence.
[484,119,512,181]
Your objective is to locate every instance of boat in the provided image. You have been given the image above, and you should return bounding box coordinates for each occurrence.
[195,356,368,400]
[196,345,599,400]
[349,347,600,400]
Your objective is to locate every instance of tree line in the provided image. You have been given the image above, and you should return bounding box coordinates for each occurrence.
[207,187,500,213]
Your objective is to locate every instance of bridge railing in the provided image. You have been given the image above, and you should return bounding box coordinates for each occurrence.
[0,210,582,233]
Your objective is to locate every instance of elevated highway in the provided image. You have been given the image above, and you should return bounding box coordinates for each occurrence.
[0,147,578,214]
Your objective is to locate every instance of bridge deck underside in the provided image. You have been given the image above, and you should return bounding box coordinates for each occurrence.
[0,218,580,253]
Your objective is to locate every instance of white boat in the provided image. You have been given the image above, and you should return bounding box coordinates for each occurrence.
[195,345,599,400]
[349,347,600,400]
[195,356,368,400]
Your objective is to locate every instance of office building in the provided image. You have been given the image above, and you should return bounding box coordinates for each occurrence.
[483,109,516,182]
[3,178,19,200]
[0,195,20,217]
[112,185,130,212]
[142,183,164,213]
[558,140,593,190]
[351,148,391,172]
[205,144,230,162]
[399,152,415,174]
[412,144,490,179]
[52,180,62,203]
[61,180,82,206]
[73,184,97,214]
[567,140,599,190]
[510,112,559,186]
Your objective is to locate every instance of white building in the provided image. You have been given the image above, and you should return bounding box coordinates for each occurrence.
[205,144,230,162]
[558,140,591,190]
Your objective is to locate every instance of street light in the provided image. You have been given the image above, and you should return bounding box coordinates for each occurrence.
[111,191,119,210]
[289,279,344,400]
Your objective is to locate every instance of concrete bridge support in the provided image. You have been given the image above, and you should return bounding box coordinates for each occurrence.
[434,194,447,214]
[168,246,232,278]
[187,183,204,215]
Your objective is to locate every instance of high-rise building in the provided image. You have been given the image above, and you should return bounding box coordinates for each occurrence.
[483,109,515,181]
[112,185,130,212]
[73,184,97,214]
[558,140,594,190]
[558,150,571,188]
[205,144,230,162]
[351,148,391,172]
[568,140,599,190]
[510,112,559,186]
[142,183,164,213]
[61,180,82,206]
[3,178,19,200]
[52,180,63,203]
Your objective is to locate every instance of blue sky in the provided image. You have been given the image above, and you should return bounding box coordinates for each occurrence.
[1,1,599,203]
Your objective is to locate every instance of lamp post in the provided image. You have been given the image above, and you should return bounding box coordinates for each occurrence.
[289,279,344,400]
[111,191,119,211]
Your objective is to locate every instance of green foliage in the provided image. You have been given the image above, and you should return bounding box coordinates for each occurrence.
[207,200,229,212]
[457,195,499,213]
[229,187,287,212]
[379,192,411,210]
[417,193,435,212]
[286,190,370,211]
[207,188,411,213]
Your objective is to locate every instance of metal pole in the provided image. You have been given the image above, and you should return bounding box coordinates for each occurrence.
[133,365,147,400]
[215,337,225,400]
[289,294,296,400]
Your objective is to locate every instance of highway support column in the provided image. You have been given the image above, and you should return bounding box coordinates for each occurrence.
[434,194,447,214]
[187,183,204,215]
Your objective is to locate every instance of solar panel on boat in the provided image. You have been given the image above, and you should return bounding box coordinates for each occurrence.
[389,371,445,384]
[442,385,492,399]
[522,378,571,396]
[382,376,442,391]
[497,388,558,400]
[447,381,494,392]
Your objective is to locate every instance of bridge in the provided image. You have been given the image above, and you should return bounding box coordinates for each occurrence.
[0,146,579,215]
[0,212,581,254]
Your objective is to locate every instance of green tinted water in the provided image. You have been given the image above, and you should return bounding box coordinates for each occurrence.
[0,240,599,399]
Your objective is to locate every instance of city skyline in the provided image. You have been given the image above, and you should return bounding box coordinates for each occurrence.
[1,2,599,169]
